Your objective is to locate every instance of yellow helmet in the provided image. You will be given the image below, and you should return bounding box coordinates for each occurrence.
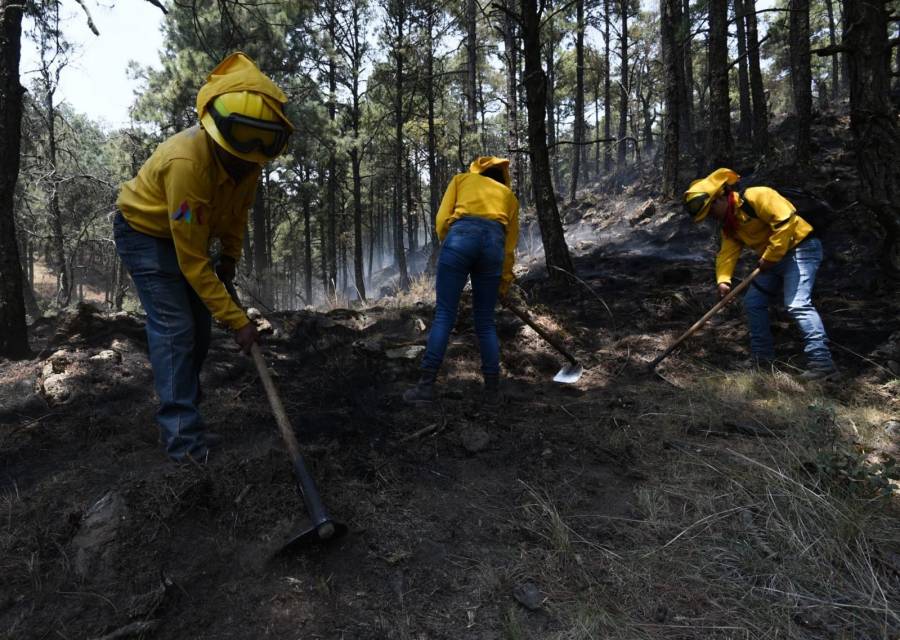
[201,91,291,164]
[683,168,740,222]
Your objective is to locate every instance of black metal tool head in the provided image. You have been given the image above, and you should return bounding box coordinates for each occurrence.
[277,519,348,554]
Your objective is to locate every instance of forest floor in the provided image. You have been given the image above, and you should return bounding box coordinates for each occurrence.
[3,120,900,639]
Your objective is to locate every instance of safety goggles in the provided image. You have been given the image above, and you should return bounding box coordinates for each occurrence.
[683,193,709,218]
[208,100,290,158]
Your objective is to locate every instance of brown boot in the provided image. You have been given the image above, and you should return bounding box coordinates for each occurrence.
[403,369,438,404]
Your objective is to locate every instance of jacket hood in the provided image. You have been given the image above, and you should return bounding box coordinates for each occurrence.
[196,52,293,131]
[469,156,511,188]
[683,167,740,222]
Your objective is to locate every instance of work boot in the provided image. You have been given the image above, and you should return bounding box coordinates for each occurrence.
[797,363,840,382]
[403,369,438,405]
[481,374,502,408]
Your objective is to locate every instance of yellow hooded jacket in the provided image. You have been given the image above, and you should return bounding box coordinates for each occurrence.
[435,157,520,295]
[716,187,814,284]
[116,53,290,330]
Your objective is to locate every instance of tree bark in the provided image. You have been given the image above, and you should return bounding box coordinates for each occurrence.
[707,0,733,167]
[503,0,521,200]
[345,0,367,302]
[465,0,478,152]
[521,0,574,285]
[734,0,752,143]
[390,0,410,289]
[789,0,811,167]
[603,0,612,173]
[660,0,680,197]
[823,0,840,103]
[251,175,271,307]
[426,4,440,254]
[681,0,695,153]
[544,21,560,192]
[0,0,30,358]
[745,0,768,156]
[327,8,338,298]
[569,0,586,203]
[841,0,900,275]
[302,187,313,305]
[617,0,629,168]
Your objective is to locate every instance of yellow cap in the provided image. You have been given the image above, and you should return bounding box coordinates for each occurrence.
[196,52,293,164]
[683,168,740,222]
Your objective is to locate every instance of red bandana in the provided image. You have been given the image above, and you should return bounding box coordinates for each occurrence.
[722,192,739,238]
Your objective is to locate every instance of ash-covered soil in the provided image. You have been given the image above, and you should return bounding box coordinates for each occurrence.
[3,126,900,638]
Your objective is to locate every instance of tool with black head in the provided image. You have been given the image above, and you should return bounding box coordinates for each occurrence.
[223,278,347,551]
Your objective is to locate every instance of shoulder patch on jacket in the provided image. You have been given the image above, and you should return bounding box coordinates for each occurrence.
[171,200,204,225]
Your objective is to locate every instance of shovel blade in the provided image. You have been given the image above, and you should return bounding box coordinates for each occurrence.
[553,362,583,384]
[277,519,348,554]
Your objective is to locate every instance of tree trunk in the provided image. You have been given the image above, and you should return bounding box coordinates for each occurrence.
[504,0,520,200]
[391,0,410,289]
[823,0,840,103]
[789,0,811,167]
[660,0,680,197]
[569,0,586,203]
[406,152,416,253]
[841,0,900,275]
[603,0,612,173]
[426,6,440,253]
[593,73,600,178]
[617,0,629,168]
[327,12,338,298]
[465,0,477,153]
[302,188,313,305]
[745,0,768,156]
[251,176,271,307]
[0,0,30,358]
[839,6,849,97]
[521,0,574,285]
[682,0,696,154]
[734,0,752,143]
[544,23,560,193]
[368,180,376,280]
[34,2,70,308]
[319,213,329,298]
[707,0,733,167]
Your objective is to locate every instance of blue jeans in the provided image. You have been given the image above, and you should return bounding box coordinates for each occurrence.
[421,217,506,376]
[113,212,213,461]
[743,237,833,368]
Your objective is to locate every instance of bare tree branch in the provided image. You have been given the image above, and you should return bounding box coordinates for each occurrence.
[72,0,99,35]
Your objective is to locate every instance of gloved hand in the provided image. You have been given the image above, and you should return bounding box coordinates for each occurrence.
[215,256,236,283]
[234,320,259,354]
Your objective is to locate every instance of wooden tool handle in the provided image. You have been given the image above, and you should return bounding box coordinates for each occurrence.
[649,268,761,369]
[502,298,579,366]
[249,344,303,463]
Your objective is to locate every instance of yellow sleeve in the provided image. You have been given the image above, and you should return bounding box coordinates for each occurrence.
[755,189,798,263]
[499,194,519,296]
[164,161,249,330]
[435,176,458,241]
[715,232,743,284]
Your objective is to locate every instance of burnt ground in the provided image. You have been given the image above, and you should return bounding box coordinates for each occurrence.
[3,126,900,638]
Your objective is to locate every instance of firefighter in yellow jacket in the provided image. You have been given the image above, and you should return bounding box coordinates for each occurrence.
[114,52,293,461]
[404,156,520,405]
[684,168,837,380]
